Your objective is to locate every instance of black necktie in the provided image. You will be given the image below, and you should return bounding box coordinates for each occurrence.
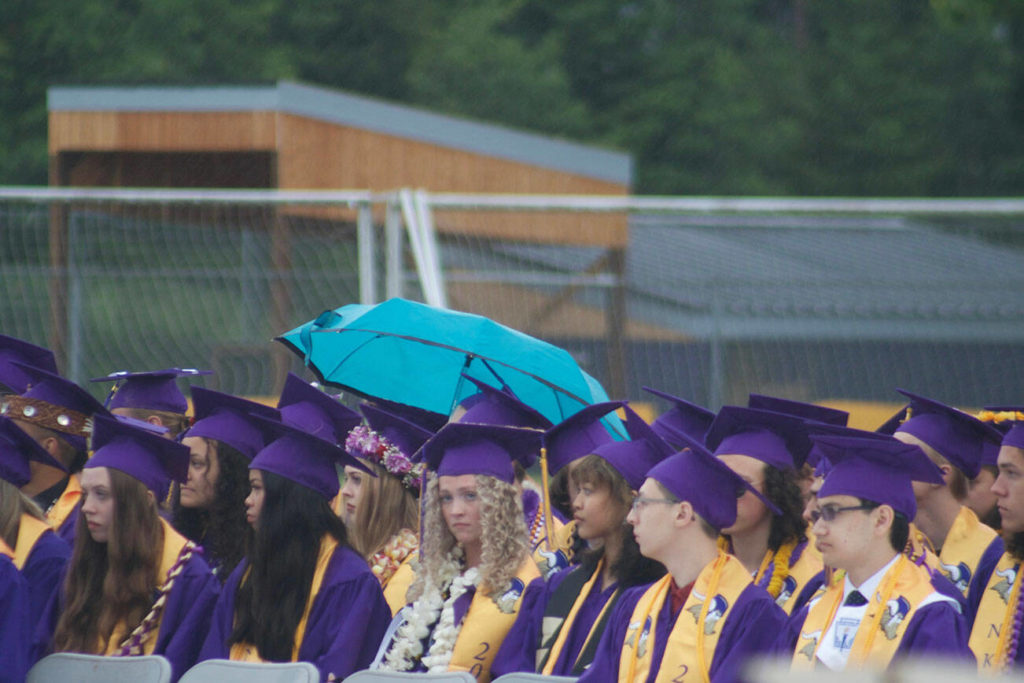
[844,590,868,607]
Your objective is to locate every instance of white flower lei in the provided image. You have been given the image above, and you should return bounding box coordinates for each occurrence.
[380,552,480,673]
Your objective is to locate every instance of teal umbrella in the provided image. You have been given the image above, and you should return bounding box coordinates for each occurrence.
[276,298,616,427]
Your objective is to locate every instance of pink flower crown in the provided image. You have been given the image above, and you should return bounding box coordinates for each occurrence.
[345,424,425,491]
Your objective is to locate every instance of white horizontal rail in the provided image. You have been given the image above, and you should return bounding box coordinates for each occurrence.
[1,186,1022,215]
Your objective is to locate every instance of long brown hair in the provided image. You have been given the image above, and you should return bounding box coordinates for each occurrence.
[53,469,163,653]
[0,478,46,548]
[347,461,419,559]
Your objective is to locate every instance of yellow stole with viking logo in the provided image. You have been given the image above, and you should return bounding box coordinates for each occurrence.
[447,558,540,682]
[230,534,339,663]
[46,474,81,532]
[791,555,935,671]
[937,506,999,597]
[14,514,52,570]
[969,551,1022,673]
[619,551,750,683]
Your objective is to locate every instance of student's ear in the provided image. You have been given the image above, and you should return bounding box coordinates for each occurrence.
[146,489,156,505]
[146,415,164,428]
[874,504,895,536]
[676,500,694,526]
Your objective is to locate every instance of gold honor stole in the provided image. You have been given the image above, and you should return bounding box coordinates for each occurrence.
[969,551,1022,673]
[749,539,823,616]
[384,553,417,617]
[13,514,51,570]
[448,558,541,682]
[230,534,339,663]
[46,474,81,532]
[536,557,620,675]
[937,506,999,597]
[103,519,189,656]
[619,551,750,683]
[791,555,935,671]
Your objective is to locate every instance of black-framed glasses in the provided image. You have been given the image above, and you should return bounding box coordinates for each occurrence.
[631,496,677,512]
[808,503,877,524]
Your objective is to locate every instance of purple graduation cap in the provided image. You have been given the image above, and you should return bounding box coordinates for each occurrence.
[542,401,626,473]
[366,396,448,434]
[455,375,553,430]
[185,387,281,460]
[250,417,371,500]
[347,403,432,491]
[0,335,58,394]
[589,405,674,490]
[813,434,945,519]
[1,363,109,453]
[642,386,715,450]
[421,422,543,484]
[277,372,362,445]
[803,423,892,477]
[85,414,190,497]
[645,441,780,530]
[90,368,211,414]
[747,393,849,427]
[705,405,813,470]
[889,388,1002,479]
[0,416,66,487]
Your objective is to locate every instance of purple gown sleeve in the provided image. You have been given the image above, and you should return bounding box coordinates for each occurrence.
[895,600,973,664]
[21,530,70,650]
[0,556,30,683]
[197,559,246,662]
[490,575,550,676]
[296,548,390,681]
[707,587,788,683]
[152,553,221,682]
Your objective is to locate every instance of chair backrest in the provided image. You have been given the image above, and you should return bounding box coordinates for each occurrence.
[343,671,478,682]
[492,674,579,682]
[27,653,172,683]
[179,659,321,683]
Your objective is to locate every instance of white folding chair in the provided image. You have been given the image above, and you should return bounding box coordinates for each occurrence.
[179,659,321,683]
[343,670,477,682]
[492,674,578,682]
[27,652,172,683]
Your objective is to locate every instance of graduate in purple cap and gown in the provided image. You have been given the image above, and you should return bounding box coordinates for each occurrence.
[452,375,569,572]
[704,406,824,615]
[3,364,110,545]
[970,409,1024,673]
[579,443,787,683]
[172,388,281,581]
[491,403,668,678]
[373,422,545,682]
[91,368,211,439]
[0,417,71,648]
[44,415,219,681]
[0,539,31,682]
[341,402,431,614]
[884,390,1005,628]
[198,416,389,681]
[777,435,972,672]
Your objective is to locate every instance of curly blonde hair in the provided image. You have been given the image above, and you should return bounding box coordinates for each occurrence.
[410,473,528,600]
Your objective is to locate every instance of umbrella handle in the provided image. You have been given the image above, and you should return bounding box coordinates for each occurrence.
[540,447,555,552]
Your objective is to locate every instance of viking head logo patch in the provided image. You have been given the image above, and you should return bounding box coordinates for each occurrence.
[687,594,729,635]
[880,596,911,640]
[992,566,1018,604]
[494,578,525,614]
[536,549,569,580]
[625,616,653,658]
[776,576,798,607]
[939,560,972,594]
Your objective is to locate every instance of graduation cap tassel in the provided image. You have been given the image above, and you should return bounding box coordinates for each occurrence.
[540,445,555,552]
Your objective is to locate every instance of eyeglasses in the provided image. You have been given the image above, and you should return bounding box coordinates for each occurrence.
[808,503,877,524]
[631,496,677,512]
